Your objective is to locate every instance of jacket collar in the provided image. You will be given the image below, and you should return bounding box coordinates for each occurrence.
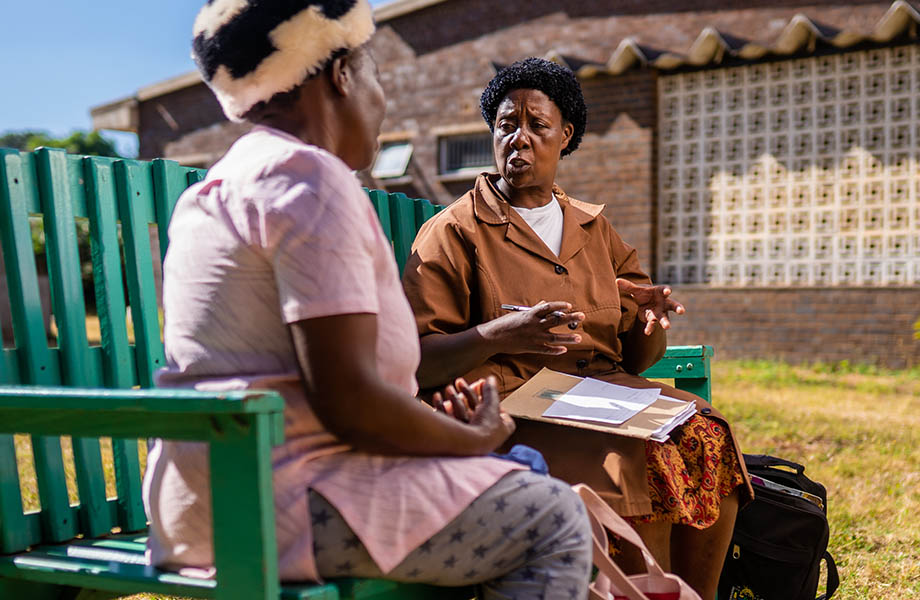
[472,173,604,264]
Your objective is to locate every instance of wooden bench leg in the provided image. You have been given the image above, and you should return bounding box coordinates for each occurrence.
[209,413,280,600]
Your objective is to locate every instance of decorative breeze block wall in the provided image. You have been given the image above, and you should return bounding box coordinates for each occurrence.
[657,45,920,287]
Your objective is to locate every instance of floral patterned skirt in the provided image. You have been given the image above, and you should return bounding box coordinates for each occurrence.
[627,414,745,529]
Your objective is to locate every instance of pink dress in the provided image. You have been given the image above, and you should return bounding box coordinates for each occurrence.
[142,126,522,581]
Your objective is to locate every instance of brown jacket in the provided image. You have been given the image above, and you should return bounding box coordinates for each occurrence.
[403,174,751,515]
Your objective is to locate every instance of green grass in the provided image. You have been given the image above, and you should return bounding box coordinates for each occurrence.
[11,359,920,599]
[712,360,920,599]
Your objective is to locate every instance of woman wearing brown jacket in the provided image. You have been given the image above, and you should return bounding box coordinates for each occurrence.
[403,57,753,600]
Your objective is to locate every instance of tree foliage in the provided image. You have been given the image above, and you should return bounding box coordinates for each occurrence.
[0,131,41,151]
[0,129,120,157]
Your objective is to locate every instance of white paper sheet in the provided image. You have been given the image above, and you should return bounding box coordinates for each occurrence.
[541,377,661,425]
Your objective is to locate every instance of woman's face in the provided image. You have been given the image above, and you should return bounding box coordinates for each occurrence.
[492,88,573,192]
[343,45,386,171]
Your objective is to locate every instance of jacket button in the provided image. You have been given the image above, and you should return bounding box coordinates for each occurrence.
[576,359,588,369]
[554,264,567,275]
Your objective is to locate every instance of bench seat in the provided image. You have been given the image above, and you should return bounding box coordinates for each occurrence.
[0,534,473,600]
[0,534,226,599]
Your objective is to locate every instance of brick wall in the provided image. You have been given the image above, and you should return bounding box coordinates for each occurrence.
[121,0,917,368]
[560,71,658,268]
[667,286,920,368]
[368,0,895,258]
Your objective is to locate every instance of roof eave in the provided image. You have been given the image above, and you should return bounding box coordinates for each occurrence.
[373,0,449,22]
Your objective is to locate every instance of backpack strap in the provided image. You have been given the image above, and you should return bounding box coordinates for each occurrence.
[816,551,839,600]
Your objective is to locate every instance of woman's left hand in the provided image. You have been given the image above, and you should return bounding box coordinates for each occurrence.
[616,278,685,335]
[429,382,469,421]
[431,378,513,427]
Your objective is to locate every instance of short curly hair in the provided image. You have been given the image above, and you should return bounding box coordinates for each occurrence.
[480,57,587,157]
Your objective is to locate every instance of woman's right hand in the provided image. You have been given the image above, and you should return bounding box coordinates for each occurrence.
[477,301,584,355]
[432,376,516,452]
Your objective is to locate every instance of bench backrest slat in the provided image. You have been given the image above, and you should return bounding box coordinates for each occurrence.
[111,438,146,531]
[0,352,16,384]
[84,157,149,532]
[71,437,112,537]
[369,191,443,275]
[0,434,32,551]
[0,150,75,545]
[30,435,75,543]
[114,160,164,389]
[414,196,440,229]
[84,157,136,389]
[387,192,418,274]
[0,150,59,383]
[151,159,190,264]
[367,189,392,241]
[35,149,94,384]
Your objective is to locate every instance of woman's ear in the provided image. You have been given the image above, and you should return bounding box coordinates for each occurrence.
[328,53,352,97]
[560,120,574,152]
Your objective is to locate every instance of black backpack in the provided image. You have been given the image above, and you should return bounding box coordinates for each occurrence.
[718,454,840,600]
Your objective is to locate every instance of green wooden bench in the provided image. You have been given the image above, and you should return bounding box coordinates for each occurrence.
[0,147,713,600]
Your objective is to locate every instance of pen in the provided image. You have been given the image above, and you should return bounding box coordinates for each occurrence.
[501,304,579,329]
[501,304,543,313]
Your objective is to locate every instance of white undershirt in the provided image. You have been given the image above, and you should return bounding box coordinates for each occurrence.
[511,196,564,256]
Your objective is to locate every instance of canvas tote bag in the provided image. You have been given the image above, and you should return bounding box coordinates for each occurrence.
[573,484,701,600]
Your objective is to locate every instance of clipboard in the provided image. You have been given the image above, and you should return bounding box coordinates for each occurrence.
[502,368,695,441]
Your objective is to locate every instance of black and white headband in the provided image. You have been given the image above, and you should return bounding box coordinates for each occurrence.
[192,0,376,122]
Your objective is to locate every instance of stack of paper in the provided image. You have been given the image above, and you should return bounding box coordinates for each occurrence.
[502,368,697,442]
[648,396,697,442]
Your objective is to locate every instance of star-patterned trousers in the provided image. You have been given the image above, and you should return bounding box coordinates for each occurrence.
[310,470,593,600]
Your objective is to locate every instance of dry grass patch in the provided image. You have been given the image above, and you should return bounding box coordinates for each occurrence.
[713,360,920,599]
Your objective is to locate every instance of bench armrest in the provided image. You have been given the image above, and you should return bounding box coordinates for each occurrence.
[640,345,714,403]
[0,386,285,444]
[0,385,285,600]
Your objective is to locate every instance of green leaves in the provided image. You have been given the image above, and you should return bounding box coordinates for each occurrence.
[0,130,120,158]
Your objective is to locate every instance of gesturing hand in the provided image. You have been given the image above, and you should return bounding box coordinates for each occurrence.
[431,377,516,451]
[477,301,585,355]
[616,278,685,336]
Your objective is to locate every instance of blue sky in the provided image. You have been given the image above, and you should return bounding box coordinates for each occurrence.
[0,1,388,156]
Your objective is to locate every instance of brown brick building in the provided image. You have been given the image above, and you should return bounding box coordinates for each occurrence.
[91,0,920,368]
